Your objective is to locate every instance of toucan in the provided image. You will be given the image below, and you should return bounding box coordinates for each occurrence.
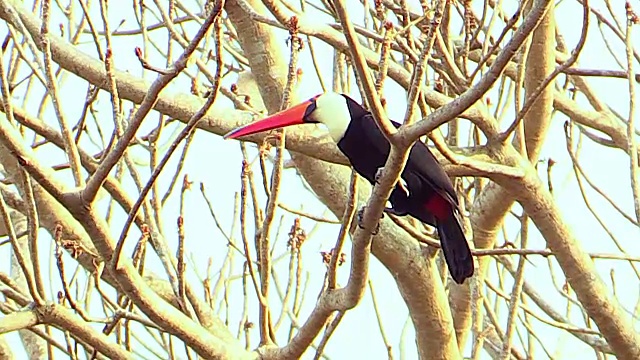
[225,93,474,284]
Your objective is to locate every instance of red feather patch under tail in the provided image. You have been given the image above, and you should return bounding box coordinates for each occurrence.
[424,195,451,220]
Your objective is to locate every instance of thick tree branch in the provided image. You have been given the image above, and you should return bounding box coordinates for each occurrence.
[453,0,558,348]
[519,3,558,160]
[227,1,460,358]
[0,0,348,165]
[0,0,515,183]
[233,0,500,137]
[0,119,251,359]
[3,304,132,359]
[492,145,640,359]
[401,0,553,144]
[291,155,461,360]
[81,0,220,203]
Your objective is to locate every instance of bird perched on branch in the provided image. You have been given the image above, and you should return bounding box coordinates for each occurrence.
[225,93,474,284]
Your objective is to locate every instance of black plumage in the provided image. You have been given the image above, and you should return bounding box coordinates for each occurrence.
[225,92,474,284]
[338,95,474,284]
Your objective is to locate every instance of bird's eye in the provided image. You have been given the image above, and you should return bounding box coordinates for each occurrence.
[303,100,317,121]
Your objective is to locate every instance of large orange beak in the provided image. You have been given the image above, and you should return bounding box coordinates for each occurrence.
[224,97,317,139]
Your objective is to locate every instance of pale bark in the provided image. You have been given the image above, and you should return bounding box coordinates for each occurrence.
[226,0,461,358]
[493,145,640,359]
[454,3,557,348]
[8,211,47,360]
[0,0,636,358]
[522,6,556,161]
[0,3,252,358]
[0,336,13,360]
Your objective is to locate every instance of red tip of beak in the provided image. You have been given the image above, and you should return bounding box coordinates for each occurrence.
[224,99,314,140]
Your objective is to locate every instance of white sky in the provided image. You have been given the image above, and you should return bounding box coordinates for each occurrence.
[1,0,639,359]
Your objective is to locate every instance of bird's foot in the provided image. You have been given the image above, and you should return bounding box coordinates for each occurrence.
[384,207,407,217]
[357,206,383,235]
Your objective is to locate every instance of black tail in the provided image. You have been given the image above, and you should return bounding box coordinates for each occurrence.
[436,212,474,284]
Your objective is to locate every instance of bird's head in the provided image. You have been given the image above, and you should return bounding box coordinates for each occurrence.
[224,92,366,142]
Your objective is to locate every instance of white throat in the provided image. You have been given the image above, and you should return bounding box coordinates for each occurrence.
[308,93,351,142]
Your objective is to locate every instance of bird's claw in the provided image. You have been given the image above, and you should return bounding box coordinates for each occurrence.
[384,207,406,216]
[357,206,382,235]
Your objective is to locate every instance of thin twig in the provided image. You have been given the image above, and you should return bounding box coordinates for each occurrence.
[0,194,43,305]
[368,280,394,359]
[625,14,640,223]
[312,311,345,360]
[113,4,225,267]
[20,170,46,302]
[403,0,553,143]
[403,0,446,125]
[499,0,589,143]
[82,0,222,204]
[239,162,268,306]
[500,215,529,359]
[40,0,84,187]
[332,0,395,140]
[328,171,357,289]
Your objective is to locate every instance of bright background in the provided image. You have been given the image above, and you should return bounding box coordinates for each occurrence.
[0,0,638,359]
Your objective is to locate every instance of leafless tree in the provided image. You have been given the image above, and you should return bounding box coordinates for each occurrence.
[0,0,639,359]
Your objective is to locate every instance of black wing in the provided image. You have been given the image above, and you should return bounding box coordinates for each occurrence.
[347,114,458,207]
[405,137,459,206]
